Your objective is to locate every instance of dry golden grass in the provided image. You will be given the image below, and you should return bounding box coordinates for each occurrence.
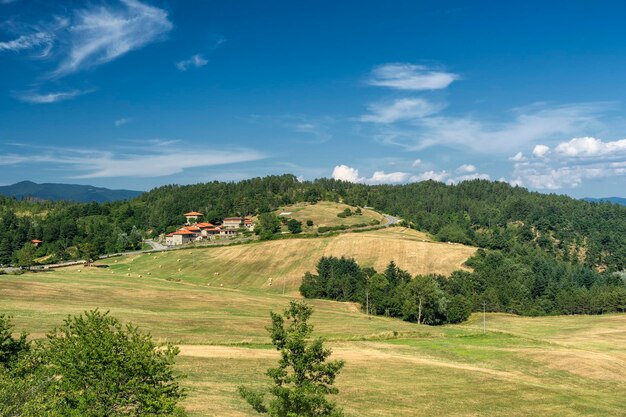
[276,201,385,228]
[1,264,625,417]
[97,227,474,293]
[2,211,622,416]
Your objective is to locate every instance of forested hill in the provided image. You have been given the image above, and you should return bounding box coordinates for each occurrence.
[0,181,142,203]
[1,175,625,272]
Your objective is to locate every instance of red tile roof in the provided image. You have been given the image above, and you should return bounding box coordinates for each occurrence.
[196,222,215,228]
[174,229,195,235]
[185,226,201,231]
[31,239,43,243]
[184,211,204,216]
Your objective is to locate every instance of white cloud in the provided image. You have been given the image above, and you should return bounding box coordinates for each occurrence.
[15,89,89,103]
[449,173,490,184]
[509,152,525,162]
[0,143,266,178]
[368,171,410,184]
[52,0,172,77]
[554,136,626,158]
[533,144,550,158]
[367,63,459,90]
[332,165,363,183]
[410,170,449,182]
[114,117,131,127]
[512,136,626,190]
[331,164,490,185]
[175,54,208,71]
[456,164,476,173]
[411,159,422,168]
[359,98,443,124]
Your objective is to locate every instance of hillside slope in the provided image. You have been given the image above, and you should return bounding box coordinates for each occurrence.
[0,180,142,203]
[1,266,623,417]
[101,228,476,292]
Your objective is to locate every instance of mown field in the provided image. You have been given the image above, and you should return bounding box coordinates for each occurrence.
[97,227,474,293]
[275,201,385,229]
[1,266,624,417]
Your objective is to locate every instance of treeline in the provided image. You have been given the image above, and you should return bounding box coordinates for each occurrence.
[301,253,626,324]
[300,257,473,325]
[0,198,144,266]
[1,175,626,272]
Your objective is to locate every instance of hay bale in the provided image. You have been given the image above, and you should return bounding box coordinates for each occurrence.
[147,272,151,275]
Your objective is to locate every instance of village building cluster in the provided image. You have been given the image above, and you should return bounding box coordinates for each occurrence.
[165,211,254,246]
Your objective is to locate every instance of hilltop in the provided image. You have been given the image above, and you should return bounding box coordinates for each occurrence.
[0,180,142,203]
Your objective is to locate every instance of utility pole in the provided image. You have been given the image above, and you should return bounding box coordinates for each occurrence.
[366,289,369,316]
[483,302,486,335]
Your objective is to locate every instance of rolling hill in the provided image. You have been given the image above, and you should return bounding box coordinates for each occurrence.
[1,254,624,417]
[0,180,142,203]
[101,227,476,292]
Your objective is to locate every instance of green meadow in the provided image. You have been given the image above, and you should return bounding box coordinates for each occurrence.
[2,253,624,416]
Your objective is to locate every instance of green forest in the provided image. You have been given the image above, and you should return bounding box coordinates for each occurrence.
[2,175,625,270]
[1,175,626,322]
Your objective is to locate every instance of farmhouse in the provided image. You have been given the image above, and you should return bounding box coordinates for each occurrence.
[164,213,254,246]
[222,217,255,231]
[165,229,195,246]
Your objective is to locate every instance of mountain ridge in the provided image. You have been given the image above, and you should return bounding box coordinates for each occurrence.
[0,180,142,203]
[582,197,626,206]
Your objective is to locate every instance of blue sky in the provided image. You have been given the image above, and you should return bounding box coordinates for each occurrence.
[1,0,626,197]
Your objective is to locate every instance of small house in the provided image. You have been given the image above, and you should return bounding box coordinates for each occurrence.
[184,211,204,225]
[165,229,195,246]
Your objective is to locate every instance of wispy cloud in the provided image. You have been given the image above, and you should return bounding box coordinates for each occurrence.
[175,53,208,71]
[53,0,172,77]
[359,98,444,124]
[0,142,267,178]
[114,117,132,127]
[15,89,90,103]
[3,0,172,102]
[373,102,610,154]
[367,63,459,91]
[0,32,54,56]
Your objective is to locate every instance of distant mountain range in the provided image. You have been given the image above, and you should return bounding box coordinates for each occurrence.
[0,181,142,203]
[582,197,626,206]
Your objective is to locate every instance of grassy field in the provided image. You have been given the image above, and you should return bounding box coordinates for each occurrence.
[94,227,474,293]
[1,219,623,416]
[1,265,624,417]
[276,201,385,229]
